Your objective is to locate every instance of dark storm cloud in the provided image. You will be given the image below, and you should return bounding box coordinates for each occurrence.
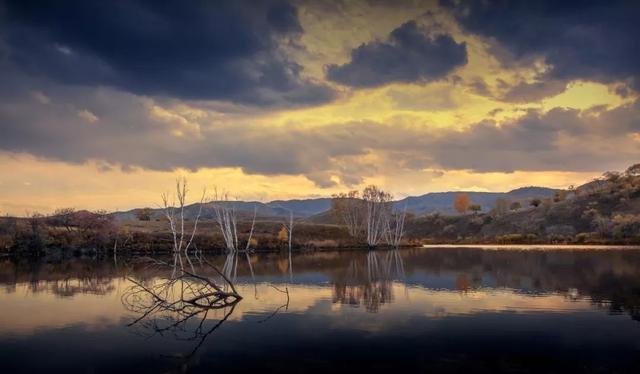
[326,20,467,88]
[0,0,334,106]
[442,0,640,90]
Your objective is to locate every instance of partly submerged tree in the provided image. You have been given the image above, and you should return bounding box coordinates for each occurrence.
[211,190,257,253]
[281,208,295,252]
[161,177,205,254]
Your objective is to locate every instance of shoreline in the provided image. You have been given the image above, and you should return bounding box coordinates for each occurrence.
[421,244,640,250]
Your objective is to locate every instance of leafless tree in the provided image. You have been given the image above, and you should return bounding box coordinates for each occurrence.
[161,178,205,253]
[362,185,393,247]
[212,190,257,252]
[245,207,257,251]
[112,229,132,267]
[333,186,399,248]
[384,205,407,247]
[332,190,363,237]
[49,208,76,232]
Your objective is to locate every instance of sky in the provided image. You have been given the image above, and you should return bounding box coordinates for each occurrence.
[0,0,639,215]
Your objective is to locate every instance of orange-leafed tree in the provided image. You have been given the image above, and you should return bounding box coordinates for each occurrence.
[277,227,289,242]
[453,193,470,214]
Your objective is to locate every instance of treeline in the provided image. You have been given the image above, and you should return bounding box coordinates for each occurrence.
[0,208,355,254]
[0,209,119,254]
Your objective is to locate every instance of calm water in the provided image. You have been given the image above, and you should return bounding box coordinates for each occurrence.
[1,247,640,373]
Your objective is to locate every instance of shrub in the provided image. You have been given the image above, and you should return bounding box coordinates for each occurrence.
[135,208,153,221]
[575,232,591,243]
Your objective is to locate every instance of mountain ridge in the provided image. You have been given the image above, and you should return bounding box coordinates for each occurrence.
[111,186,558,221]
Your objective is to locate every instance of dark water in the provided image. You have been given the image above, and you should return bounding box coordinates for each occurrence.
[1,247,640,373]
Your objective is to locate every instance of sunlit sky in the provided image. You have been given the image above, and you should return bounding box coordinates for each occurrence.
[1,0,638,214]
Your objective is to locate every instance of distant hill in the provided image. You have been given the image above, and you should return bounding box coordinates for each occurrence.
[111,186,557,222]
[394,187,558,216]
[404,173,640,243]
[266,198,332,217]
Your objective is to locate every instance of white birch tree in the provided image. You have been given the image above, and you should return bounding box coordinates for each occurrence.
[212,190,257,252]
[161,177,205,254]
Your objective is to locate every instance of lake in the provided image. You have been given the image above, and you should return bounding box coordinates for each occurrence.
[1,246,640,373]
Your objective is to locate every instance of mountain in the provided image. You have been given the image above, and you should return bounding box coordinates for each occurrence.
[266,198,332,217]
[404,173,640,243]
[395,187,558,216]
[111,187,557,221]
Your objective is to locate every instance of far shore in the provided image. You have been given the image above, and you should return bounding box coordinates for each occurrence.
[421,244,640,250]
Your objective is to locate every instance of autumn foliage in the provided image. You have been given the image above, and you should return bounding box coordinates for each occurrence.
[453,193,470,214]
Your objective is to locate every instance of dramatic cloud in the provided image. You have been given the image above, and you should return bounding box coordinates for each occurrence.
[326,20,467,88]
[0,0,334,106]
[0,0,637,211]
[427,103,640,173]
[1,79,637,187]
[466,77,569,103]
[499,80,569,103]
[442,0,640,91]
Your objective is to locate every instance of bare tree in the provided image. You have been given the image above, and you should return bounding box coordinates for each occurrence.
[124,180,244,360]
[282,209,295,252]
[333,186,398,248]
[161,178,205,253]
[112,229,132,267]
[362,185,393,248]
[281,208,295,280]
[384,205,407,247]
[122,256,241,359]
[331,190,363,237]
[212,190,238,252]
[212,190,257,252]
[49,208,76,232]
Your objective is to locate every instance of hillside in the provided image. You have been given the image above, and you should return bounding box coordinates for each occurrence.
[395,187,557,215]
[112,187,557,222]
[405,170,640,244]
[2,165,639,253]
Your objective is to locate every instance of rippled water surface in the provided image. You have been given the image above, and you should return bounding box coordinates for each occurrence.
[1,247,640,373]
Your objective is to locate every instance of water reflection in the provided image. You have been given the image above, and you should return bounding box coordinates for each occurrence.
[121,253,241,360]
[2,248,640,320]
[333,250,405,312]
[1,247,640,372]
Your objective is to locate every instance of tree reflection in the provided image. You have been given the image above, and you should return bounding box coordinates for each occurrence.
[333,249,405,312]
[122,253,241,359]
[2,247,640,321]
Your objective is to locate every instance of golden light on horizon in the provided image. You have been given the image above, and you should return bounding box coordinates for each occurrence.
[0,0,637,215]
